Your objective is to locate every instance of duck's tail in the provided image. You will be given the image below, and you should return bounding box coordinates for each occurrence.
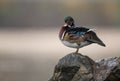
[87,31,106,47]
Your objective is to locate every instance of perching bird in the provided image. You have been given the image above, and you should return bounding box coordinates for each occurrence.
[59,16,106,53]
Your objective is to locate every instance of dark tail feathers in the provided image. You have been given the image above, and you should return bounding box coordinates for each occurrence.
[87,31,106,47]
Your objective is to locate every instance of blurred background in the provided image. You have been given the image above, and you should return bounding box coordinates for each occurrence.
[0,0,120,81]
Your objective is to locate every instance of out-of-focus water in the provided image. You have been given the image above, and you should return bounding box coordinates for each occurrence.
[0,27,119,81]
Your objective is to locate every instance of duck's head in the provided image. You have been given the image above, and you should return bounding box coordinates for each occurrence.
[64,16,75,27]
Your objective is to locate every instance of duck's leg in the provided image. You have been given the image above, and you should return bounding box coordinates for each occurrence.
[75,48,79,53]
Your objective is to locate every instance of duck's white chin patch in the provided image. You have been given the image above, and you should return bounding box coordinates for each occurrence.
[62,41,90,48]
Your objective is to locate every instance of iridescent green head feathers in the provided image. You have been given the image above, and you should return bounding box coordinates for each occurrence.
[64,16,75,27]
[64,16,74,23]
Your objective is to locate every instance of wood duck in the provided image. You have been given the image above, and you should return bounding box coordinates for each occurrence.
[59,16,106,53]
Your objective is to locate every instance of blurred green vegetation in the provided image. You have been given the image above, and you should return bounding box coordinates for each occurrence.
[0,0,120,28]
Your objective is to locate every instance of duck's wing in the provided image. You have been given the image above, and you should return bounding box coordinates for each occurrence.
[63,27,90,43]
[87,31,106,47]
[66,27,106,47]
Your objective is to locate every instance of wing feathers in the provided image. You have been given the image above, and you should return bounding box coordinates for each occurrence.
[87,31,106,47]
[61,26,106,47]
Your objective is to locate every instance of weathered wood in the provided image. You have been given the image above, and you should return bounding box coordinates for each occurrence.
[49,53,120,81]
